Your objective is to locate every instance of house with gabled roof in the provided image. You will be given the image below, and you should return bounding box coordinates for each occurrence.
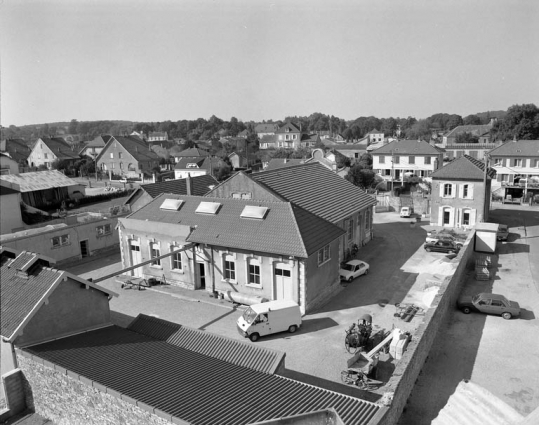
[124,174,218,212]
[118,193,345,313]
[79,135,112,159]
[95,135,160,179]
[430,155,496,228]
[371,139,445,181]
[255,122,279,138]
[171,147,210,162]
[27,137,80,169]
[366,129,384,144]
[442,121,495,145]
[0,138,32,166]
[208,162,377,261]
[174,156,218,179]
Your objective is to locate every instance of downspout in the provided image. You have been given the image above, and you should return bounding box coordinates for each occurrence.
[211,247,216,294]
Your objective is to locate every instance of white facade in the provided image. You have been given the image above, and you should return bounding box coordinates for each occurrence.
[174,168,208,180]
[373,154,440,180]
[0,155,19,175]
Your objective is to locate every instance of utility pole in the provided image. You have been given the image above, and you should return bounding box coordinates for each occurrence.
[391,149,394,194]
[482,153,489,222]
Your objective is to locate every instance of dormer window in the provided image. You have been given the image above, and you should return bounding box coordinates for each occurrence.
[187,163,197,168]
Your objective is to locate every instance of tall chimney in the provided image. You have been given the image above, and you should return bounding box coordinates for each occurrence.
[186,173,192,196]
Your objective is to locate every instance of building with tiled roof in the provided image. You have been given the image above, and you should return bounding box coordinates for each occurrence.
[0,138,32,164]
[119,193,345,312]
[16,314,383,425]
[147,131,168,142]
[442,122,494,145]
[27,137,80,169]
[371,139,445,181]
[209,163,377,263]
[366,129,384,144]
[255,122,279,138]
[0,182,24,234]
[0,248,116,392]
[124,174,218,212]
[429,155,496,227]
[173,156,219,179]
[96,136,160,179]
[259,134,277,149]
[171,147,210,162]
[79,135,113,158]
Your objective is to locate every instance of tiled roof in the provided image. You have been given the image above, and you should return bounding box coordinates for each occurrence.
[149,131,167,138]
[139,175,218,198]
[265,158,305,170]
[172,147,210,157]
[84,135,112,148]
[276,122,301,134]
[174,156,210,170]
[488,140,539,157]
[24,324,382,425]
[127,194,344,258]
[370,139,444,155]
[431,155,496,180]
[252,163,377,223]
[96,136,160,163]
[255,123,279,133]
[39,137,80,160]
[0,139,32,162]
[0,170,80,192]
[128,314,284,374]
[260,134,277,144]
[444,124,492,138]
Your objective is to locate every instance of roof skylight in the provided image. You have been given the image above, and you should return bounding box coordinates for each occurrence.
[160,199,184,211]
[196,201,221,215]
[240,205,269,220]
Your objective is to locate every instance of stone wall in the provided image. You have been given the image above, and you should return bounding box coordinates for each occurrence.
[376,231,476,425]
[16,352,173,425]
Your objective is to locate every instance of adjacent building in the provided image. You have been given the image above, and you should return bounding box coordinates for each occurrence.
[366,129,384,144]
[170,147,209,163]
[174,156,215,179]
[148,131,168,142]
[79,135,112,159]
[27,137,80,169]
[0,153,20,175]
[442,121,495,145]
[255,122,279,139]
[0,183,24,234]
[430,155,496,228]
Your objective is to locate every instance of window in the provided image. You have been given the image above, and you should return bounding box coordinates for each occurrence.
[379,156,385,164]
[224,256,236,281]
[425,156,431,164]
[171,247,182,271]
[443,208,451,225]
[110,153,114,159]
[150,242,161,266]
[462,185,469,198]
[444,183,452,197]
[409,156,415,164]
[394,156,400,164]
[51,234,70,248]
[118,152,123,159]
[96,224,112,236]
[494,158,503,166]
[514,159,522,167]
[534,159,539,168]
[355,153,360,159]
[365,209,371,230]
[44,153,48,159]
[248,260,261,286]
[462,210,470,226]
[120,162,123,170]
[346,218,353,241]
[317,244,331,266]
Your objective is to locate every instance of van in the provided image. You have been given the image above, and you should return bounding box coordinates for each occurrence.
[237,300,302,342]
[400,206,414,217]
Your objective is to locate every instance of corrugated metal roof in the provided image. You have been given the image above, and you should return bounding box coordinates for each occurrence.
[25,325,383,425]
[0,170,80,192]
[252,163,377,224]
[128,314,284,374]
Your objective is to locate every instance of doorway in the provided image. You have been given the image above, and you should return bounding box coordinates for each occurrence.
[274,265,293,300]
[129,240,142,278]
[198,262,206,289]
[80,240,89,258]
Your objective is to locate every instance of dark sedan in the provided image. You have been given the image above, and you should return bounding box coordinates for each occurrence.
[457,293,520,319]
[423,240,460,254]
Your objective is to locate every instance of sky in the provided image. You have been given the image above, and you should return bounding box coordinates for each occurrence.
[1,0,538,127]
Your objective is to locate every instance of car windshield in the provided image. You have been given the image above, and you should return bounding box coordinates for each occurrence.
[342,263,356,271]
[242,308,258,324]
[472,295,480,303]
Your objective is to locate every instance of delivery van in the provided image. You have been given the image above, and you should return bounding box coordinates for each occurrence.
[400,206,414,217]
[237,300,302,342]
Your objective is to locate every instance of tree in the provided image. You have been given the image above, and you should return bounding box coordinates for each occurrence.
[463,114,482,125]
[455,132,479,143]
[345,165,376,190]
[495,104,539,140]
[68,119,78,135]
[357,153,373,169]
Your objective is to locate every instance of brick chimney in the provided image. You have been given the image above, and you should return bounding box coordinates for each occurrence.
[186,173,192,195]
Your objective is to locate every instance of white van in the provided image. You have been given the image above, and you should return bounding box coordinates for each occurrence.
[400,206,414,217]
[237,300,302,342]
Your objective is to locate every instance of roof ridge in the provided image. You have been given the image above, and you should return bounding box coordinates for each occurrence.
[286,203,309,258]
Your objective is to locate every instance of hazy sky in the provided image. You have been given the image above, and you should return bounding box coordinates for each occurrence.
[1,0,538,126]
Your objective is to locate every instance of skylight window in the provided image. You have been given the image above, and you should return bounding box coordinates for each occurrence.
[196,201,221,215]
[240,205,269,220]
[160,199,184,211]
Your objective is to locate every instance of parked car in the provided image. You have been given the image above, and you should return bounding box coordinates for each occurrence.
[424,240,460,254]
[339,260,370,282]
[119,178,128,183]
[400,206,414,217]
[425,234,464,248]
[497,224,509,241]
[457,293,520,319]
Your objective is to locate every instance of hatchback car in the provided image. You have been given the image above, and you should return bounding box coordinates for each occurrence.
[457,293,520,319]
[424,240,460,254]
[497,224,509,241]
[339,260,370,282]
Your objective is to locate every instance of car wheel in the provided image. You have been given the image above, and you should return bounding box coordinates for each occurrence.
[462,307,471,314]
[364,269,369,275]
[288,325,297,333]
[348,277,353,282]
[426,247,431,252]
[502,312,512,320]
[249,333,260,342]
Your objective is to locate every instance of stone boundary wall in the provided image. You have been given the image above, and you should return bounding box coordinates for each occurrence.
[376,231,477,425]
[1,369,26,420]
[16,351,176,425]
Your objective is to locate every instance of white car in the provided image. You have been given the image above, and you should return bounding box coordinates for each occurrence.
[119,178,128,183]
[339,260,370,282]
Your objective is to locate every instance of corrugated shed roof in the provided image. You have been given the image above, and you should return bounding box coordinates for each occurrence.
[25,325,382,425]
[488,140,539,157]
[127,194,344,258]
[252,163,377,223]
[0,170,80,192]
[140,175,218,198]
[128,314,284,374]
[431,155,496,180]
[370,139,444,155]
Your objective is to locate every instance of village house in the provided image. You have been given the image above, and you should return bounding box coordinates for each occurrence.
[371,139,445,181]
[0,139,32,167]
[96,135,160,179]
[254,122,279,139]
[27,137,80,169]
[259,134,277,149]
[429,155,496,228]
[170,147,209,163]
[79,135,112,159]
[173,156,216,179]
[118,194,345,313]
[147,131,168,142]
[366,129,384,144]
[442,121,496,145]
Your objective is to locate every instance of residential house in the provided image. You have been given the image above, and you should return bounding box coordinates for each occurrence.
[0,153,20,175]
[259,134,277,150]
[371,139,445,181]
[265,149,347,174]
[430,155,496,227]
[275,122,302,149]
[331,142,369,163]
[0,183,24,234]
[174,156,216,179]
[0,139,32,167]
[228,152,248,169]
[237,129,249,138]
[442,121,495,145]
[209,162,378,261]
[96,136,160,179]
[130,130,145,141]
[27,137,80,169]
[0,170,85,209]
[435,142,502,161]
[171,147,210,163]
[79,135,112,160]
[148,131,168,142]
[118,194,345,313]
[488,139,539,201]
[366,129,384,144]
[124,174,218,212]
[255,123,279,138]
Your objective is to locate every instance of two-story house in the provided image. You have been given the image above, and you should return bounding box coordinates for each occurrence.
[174,156,216,179]
[255,123,279,139]
[430,155,496,228]
[79,135,112,160]
[148,131,168,142]
[275,122,302,149]
[366,129,384,144]
[442,121,495,145]
[371,139,445,181]
[488,139,539,202]
[27,137,80,169]
[96,136,160,179]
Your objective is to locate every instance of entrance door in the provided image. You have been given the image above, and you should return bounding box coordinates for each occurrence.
[443,209,451,226]
[395,170,401,180]
[129,240,142,278]
[198,263,206,289]
[80,240,89,258]
[274,266,293,300]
